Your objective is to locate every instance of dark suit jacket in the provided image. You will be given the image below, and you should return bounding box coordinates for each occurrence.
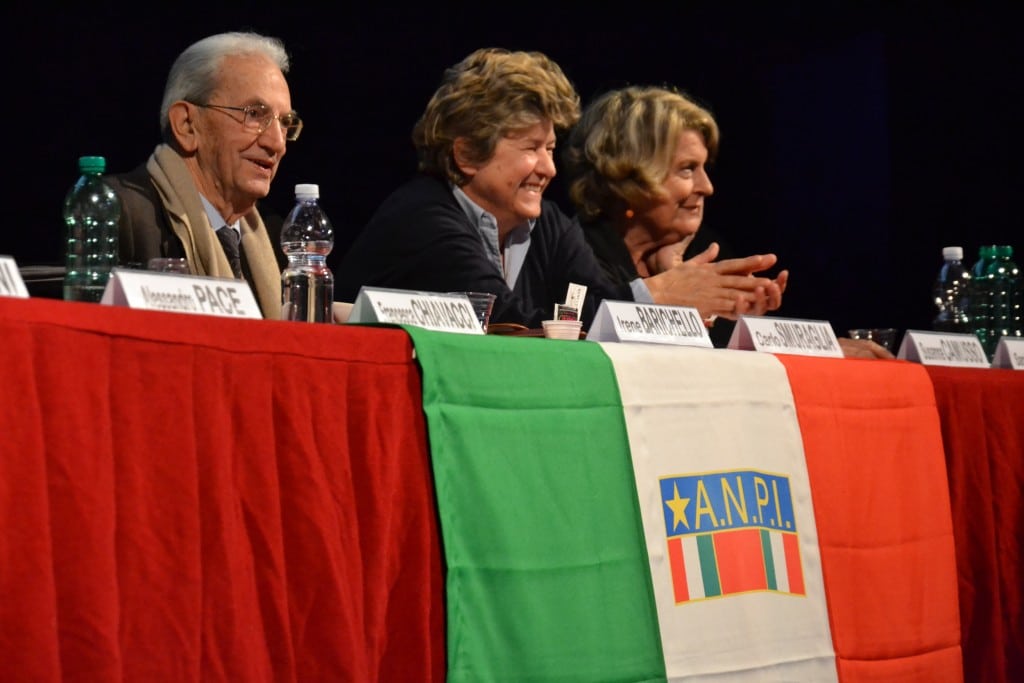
[107,163,288,278]
[335,175,631,329]
[106,162,185,267]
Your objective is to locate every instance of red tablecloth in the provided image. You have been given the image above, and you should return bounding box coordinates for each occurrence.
[927,366,1024,683]
[0,298,445,682]
[3,296,1021,682]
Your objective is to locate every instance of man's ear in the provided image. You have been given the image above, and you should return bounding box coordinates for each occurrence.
[452,138,477,179]
[167,101,200,153]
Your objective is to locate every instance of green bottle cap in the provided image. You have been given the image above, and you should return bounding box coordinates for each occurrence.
[77,156,106,174]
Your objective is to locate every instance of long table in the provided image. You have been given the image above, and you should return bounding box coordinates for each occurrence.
[1,297,1021,681]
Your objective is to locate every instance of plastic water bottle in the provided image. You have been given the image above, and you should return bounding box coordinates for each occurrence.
[280,183,334,323]
[931,246,971,333]
[987,245,1021,350]
[63,156,120,302]
[968,244,998,355]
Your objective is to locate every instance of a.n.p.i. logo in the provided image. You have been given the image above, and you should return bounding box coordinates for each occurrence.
[661,469,805,603]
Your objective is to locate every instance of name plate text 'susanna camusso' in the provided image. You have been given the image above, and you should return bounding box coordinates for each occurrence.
[897,330,995,368]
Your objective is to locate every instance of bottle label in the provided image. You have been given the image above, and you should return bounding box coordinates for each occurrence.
[727,316,844,357]
[897,330,990,367]
[349,286,484,334]
[0,256,30,298]
[101,268,262,319]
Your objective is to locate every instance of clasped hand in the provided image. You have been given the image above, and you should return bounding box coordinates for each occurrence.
[643,236,788,321]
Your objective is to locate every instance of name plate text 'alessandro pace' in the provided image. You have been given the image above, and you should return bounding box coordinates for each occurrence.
[101,268,262,319]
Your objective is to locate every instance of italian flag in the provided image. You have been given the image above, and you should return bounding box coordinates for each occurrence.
[405,328,962,682]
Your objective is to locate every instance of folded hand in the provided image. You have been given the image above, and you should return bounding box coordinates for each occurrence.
[644,241,788,320]
[837,337,896,360]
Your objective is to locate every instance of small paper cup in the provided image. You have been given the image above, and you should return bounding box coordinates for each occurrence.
[542,320,583,340]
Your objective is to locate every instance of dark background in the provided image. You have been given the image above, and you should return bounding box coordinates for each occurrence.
[5,2,1020,336]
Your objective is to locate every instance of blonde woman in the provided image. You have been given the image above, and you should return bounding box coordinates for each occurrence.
[564,84,786,326]
[564,84,891,358]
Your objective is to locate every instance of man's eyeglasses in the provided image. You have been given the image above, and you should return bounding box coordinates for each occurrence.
[192,102,303,142]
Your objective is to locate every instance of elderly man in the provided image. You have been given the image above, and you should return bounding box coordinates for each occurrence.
[109,31,302,319]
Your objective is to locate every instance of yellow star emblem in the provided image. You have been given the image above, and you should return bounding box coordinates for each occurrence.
[664,483,691,532]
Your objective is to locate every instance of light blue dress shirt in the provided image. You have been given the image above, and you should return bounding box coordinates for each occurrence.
[631,277,654,303]
[452,185,534,289]
[199,195,240,238]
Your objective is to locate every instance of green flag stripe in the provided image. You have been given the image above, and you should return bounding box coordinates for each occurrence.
[762,529,779,591]
[404,328,666,682]
[697,534,721,597]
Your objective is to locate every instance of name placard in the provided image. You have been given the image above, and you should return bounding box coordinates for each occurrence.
[896,330,989,368]
[992,337,1024,369]
[588,300,711,346]
[728,316,843,358]
[100,267,262,319]
[0,256,29,298]
[348,286,483,334]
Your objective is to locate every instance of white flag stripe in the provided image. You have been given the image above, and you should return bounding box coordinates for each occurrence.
[681,535,705,600]
[598,344,837,683]
[769,530,791,593]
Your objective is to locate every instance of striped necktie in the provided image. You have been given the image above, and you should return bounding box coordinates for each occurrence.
[216,226,243,279]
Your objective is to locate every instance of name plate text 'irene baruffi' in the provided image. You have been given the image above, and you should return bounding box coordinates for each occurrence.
[348,286,483,335]
[101,268,262,319]
[588,300,712,347]
[728,316,843,358]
